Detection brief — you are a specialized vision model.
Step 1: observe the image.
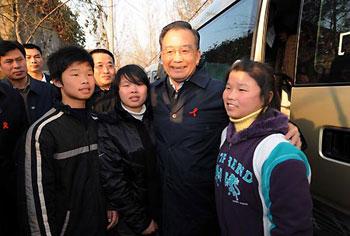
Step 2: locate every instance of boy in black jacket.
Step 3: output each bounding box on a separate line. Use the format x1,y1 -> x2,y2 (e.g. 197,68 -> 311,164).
23,46 -> 115,235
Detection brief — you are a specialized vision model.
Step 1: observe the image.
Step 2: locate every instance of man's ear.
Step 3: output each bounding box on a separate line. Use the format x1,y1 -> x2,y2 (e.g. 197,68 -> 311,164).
195,50 -> 201,66
52,79 -> 63,88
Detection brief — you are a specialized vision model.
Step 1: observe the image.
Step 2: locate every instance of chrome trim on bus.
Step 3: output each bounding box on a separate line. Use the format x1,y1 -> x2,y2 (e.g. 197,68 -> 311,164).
318,127 -> 350,167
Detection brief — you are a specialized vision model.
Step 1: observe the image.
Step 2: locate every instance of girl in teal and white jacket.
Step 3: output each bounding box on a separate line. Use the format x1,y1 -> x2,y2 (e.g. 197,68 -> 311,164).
215,59 -> 313,236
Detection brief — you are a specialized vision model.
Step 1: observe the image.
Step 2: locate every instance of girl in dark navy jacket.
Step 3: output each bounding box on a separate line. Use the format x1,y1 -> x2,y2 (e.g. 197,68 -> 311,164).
97,64 -> 159,235
215,59 -> 313,236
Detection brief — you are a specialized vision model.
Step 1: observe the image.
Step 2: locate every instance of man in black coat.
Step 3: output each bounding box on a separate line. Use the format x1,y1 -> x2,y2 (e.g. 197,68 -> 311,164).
88,48 -> 116,113
0,82 -> 27,235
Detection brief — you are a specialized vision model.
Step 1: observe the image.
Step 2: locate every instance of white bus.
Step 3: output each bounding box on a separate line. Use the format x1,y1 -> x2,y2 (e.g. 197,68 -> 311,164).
191,0 -> 350,234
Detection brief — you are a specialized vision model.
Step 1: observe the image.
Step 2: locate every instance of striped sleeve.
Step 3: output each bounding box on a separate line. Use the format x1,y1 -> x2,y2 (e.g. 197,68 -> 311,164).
252,133 -> 312,236
25,109 -> 63,236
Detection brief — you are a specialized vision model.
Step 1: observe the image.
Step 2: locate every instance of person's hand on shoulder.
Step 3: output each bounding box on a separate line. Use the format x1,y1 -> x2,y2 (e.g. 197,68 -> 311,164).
142,219 -> 158,235
285,122 -> 302,149
107,210 -> 119,230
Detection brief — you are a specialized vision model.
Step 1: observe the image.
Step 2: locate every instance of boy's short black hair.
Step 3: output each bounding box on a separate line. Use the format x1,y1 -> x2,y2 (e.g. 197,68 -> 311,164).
0,40 -> 26,57
47,46 -> 94,83
23,43 -> 43,55
89,48 -> 115,64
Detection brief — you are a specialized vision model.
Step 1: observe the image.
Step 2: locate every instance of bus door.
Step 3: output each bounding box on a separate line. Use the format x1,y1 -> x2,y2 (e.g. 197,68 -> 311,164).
264,0 -> 350,233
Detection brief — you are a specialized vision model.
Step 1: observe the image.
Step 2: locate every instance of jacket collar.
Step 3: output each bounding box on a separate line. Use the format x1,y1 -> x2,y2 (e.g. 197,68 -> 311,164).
29,76 -> 46,95
2,75 -> 43,95
1,78 -> 13,88
0,84 -> 9,115
153,66 -> 210,89
187,67 -> 211,89
56,102 -> 91,123
94,85 -> 111,93
0,83 -> 6,96
97,100 -> 152,124
226,108 -> 289,145
93,85 -> 102,93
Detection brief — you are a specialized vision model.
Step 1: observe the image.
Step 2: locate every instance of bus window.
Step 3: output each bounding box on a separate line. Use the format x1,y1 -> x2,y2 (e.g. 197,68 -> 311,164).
265,0 -> 300,78
197,0 -> 259,81
296,0 -> 350,85
264,0 -> 301,116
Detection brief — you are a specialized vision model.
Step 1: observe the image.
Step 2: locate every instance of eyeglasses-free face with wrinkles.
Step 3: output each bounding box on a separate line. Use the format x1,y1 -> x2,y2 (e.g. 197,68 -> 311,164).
160,29 -> 201,84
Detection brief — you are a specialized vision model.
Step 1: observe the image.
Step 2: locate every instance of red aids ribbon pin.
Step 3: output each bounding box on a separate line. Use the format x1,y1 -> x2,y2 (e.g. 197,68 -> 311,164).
2,121 -> 9,129
189,107 -> 199,117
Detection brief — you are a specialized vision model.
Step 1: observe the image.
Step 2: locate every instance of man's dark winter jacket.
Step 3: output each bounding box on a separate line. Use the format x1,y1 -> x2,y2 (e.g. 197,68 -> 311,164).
23,104 -> 107,236
0,82 -> 26,173
0,83 -> 27,235
1,76 -> 56,124
88,86 -> 115,114
97,102 -> 159,234
151,68 -> 228,236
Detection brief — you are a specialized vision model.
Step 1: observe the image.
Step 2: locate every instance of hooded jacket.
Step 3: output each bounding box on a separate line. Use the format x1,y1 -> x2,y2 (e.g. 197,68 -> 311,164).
215,108 -> 313,236
97,102 -> 159,234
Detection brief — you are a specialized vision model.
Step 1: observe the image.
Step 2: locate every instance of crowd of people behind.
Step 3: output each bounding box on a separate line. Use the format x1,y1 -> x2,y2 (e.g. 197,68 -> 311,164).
0,20 -> 313,236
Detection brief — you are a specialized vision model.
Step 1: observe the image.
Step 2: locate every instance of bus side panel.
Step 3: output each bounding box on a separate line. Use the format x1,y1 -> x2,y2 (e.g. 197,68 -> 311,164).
290,86 -> 350,214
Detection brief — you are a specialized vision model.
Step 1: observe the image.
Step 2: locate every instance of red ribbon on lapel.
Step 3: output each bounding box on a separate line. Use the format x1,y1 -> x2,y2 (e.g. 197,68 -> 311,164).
2,121 -> 9,129
189,107 -> 199,117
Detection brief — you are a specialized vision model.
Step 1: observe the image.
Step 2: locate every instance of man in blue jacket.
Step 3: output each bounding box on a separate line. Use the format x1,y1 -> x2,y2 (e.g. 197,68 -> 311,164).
0,40 -> 55,124
151,21 -> 227,236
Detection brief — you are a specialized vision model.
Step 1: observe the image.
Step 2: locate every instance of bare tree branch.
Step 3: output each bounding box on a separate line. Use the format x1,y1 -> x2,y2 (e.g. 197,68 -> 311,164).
0,3 -> 13,8
0,12 -> 14,23
25,0 -> 71,43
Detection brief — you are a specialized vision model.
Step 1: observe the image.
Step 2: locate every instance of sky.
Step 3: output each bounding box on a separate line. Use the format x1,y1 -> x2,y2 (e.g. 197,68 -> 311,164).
70,0 -> 176,49
69,0 -> 209,65
113,0 -> 176,63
